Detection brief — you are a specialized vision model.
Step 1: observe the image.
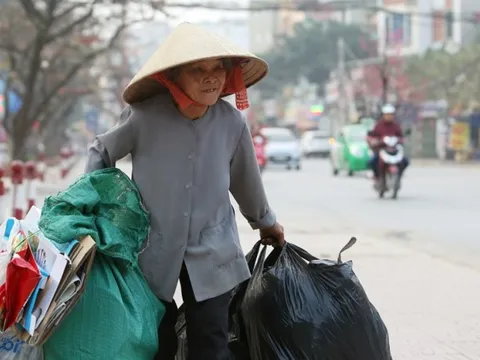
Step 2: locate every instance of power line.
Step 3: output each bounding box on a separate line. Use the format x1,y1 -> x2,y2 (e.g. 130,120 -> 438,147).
164,1 -> 480,24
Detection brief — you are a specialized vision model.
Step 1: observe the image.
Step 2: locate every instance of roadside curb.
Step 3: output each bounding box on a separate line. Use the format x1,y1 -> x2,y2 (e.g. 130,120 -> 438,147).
413,159 -> 479,167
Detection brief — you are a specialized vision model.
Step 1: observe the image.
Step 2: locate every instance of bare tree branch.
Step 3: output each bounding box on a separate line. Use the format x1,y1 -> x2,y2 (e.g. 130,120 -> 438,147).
0,0 -> 159,158
31,17 -> 133,119
54,0 -> 89,21
18,0 -> 45,27
46,5 -> 96,43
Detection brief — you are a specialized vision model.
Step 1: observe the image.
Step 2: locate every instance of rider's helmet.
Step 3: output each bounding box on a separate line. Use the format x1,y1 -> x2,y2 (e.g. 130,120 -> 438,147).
381,104 -> 395,115
381,104 -> 395,121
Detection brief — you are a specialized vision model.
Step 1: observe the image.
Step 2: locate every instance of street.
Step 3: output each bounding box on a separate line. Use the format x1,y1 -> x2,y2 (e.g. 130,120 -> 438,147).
39,158 -> 480,359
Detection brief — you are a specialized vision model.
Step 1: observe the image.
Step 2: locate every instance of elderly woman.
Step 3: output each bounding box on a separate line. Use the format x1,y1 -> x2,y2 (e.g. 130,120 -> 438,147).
85,23 -> 284,359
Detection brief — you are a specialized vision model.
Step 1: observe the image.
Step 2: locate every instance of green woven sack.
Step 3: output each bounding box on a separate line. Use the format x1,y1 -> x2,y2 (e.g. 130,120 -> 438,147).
39,168 -> 164,360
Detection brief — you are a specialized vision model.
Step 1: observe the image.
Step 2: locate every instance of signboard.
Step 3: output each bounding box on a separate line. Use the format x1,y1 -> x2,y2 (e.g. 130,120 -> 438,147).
0,79 -> 22,121
449,122 -> 470,151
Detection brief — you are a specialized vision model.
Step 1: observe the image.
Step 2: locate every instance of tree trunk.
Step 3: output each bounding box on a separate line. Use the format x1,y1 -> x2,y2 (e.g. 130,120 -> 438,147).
10,110 -> 31,161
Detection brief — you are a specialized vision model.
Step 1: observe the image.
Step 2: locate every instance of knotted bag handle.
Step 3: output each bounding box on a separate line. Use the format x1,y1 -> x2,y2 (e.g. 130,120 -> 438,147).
246,237 -> 357,276
288,236 -> 357,264
336,237 -> 357,263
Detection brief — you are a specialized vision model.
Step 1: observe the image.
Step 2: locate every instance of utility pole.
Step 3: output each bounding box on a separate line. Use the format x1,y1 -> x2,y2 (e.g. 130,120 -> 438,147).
337,37 -> 349,129
381,29 -> 389,104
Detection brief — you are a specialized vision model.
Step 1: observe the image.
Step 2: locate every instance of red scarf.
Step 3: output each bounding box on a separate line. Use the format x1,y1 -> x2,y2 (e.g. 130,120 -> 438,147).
150,64 -> 249,110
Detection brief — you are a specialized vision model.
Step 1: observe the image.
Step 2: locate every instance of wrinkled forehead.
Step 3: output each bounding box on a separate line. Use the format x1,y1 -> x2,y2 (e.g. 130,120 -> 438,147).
187,58 -> 228,68
168,58 -> 233,79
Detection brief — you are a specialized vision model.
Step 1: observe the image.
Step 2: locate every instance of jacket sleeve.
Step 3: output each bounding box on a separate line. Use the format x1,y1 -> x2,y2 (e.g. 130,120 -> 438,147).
229,123 -> 276,230
371,122 -> 381,137
85,106 -> 136,173
396,124 -> 404,137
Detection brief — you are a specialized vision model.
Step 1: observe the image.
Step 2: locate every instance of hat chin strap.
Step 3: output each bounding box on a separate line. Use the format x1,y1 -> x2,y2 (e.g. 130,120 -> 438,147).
150,73 -> 200,109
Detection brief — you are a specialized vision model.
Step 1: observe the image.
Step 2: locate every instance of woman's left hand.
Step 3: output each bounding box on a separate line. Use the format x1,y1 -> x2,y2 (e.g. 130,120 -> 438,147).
260,222 -> 285,247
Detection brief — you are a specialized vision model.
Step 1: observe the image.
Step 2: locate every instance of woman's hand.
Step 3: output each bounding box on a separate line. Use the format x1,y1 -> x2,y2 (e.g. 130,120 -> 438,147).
260,222 -> 285,247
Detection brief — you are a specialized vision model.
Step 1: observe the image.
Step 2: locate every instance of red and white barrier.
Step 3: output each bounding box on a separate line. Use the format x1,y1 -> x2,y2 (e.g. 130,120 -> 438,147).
59,146 -> 77,179
10,160 -> 25,219
37,148 -> 46,182
60,147 -> 70,179
25,161 -> 37,211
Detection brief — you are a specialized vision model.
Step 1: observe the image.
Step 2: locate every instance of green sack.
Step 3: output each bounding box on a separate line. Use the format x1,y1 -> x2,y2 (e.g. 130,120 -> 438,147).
39,168 -> 165,360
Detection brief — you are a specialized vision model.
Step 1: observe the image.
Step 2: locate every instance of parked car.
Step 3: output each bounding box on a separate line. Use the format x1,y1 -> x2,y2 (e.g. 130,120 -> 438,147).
260,127 -> 301,170
300,130 -> 331,157
330,123 -> 372,176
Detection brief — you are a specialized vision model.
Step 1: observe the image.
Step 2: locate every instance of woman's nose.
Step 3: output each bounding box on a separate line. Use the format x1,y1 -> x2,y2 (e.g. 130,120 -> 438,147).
204,76 -> 216,84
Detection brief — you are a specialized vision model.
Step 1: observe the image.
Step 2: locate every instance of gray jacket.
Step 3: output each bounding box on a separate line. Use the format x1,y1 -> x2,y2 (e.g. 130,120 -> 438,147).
85,93 -> 276,302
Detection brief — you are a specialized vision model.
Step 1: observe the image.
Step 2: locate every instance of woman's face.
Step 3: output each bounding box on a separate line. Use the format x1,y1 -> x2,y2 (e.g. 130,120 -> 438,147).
175,59 -> 227,106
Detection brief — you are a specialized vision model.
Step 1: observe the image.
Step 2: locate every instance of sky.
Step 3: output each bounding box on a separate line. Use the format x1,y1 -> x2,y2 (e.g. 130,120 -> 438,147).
165,0 -> 250,25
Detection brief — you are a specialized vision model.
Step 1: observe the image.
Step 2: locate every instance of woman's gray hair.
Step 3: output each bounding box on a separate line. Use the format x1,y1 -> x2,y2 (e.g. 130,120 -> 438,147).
168,58 -> 234,81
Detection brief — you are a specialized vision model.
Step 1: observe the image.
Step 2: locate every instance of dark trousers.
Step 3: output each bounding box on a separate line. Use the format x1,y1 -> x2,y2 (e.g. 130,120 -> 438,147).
156,264 -> 231,360
369,153 -> 409,178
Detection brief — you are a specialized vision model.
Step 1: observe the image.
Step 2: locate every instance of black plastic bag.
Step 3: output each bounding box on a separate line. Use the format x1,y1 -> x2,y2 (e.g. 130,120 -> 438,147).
231,238 -> 392,360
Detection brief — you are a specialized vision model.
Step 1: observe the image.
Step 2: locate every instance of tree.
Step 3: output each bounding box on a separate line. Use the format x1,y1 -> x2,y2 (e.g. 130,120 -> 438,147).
404,45 -> 480,107
256,20 -> 371,98
0,0 -> 160,160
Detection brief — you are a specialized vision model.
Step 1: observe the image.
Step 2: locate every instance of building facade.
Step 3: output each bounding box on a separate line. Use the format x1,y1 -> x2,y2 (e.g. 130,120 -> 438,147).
249,0 -> 279,54
307,0 -> 377,25
377,0 -> 480,57
197,18 -> 250,50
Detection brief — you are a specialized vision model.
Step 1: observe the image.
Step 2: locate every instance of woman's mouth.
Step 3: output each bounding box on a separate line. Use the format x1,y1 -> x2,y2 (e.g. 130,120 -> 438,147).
201,88 -> 217,93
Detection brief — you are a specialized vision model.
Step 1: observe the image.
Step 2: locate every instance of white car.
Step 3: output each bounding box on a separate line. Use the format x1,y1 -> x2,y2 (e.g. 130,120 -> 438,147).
300,130 -> 331,157
260,127 -> 301,170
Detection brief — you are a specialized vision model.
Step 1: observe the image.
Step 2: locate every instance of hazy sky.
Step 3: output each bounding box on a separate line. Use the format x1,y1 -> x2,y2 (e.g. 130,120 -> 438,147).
166,0 -> 250,25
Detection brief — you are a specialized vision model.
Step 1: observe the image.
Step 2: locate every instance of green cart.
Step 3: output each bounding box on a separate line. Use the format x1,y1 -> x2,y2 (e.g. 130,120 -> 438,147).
330,123 -> 372,176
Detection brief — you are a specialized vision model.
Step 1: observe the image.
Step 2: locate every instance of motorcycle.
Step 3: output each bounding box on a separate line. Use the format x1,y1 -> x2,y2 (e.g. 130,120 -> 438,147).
253,135 -> 267,173
377,136 -> 404,199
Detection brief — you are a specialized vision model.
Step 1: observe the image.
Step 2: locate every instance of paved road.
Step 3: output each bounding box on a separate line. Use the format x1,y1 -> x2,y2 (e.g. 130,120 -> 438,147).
36,157 -> 480,359
39,156 -> 480,261
249,159 -> 480,359
262,159 -> 480,269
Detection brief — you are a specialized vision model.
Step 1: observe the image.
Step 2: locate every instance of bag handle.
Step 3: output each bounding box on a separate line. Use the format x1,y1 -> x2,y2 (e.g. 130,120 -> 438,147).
246,237 -> 357,277
287,242 -> 318,262
251,244 -> 268,279
245,240 -> 263,273
287,236 -> 357,264
337,237 -> 357,263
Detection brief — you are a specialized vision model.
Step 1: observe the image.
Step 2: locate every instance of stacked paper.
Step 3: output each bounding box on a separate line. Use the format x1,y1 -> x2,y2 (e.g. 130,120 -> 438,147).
0,206 -> 96,346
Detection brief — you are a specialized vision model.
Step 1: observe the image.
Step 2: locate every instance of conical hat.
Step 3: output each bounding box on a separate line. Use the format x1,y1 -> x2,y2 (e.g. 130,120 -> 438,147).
123,22 -> 269,104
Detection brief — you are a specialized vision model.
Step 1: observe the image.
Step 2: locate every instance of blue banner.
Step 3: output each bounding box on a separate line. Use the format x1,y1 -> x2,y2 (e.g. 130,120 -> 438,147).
0,77 -> 22,117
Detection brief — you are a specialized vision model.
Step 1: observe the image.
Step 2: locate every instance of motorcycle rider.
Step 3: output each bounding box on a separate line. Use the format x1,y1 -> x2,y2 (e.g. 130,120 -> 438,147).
368,104 -> 409,186
251,123 -> 267,145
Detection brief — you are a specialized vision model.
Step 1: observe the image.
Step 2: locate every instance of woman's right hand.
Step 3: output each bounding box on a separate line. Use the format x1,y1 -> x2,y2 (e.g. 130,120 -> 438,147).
260,222 -> 285,247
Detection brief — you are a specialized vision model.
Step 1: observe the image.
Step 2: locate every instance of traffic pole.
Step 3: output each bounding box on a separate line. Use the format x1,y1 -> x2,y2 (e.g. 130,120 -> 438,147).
10,161 -> 25,219
24,161 -> 37,212
60,147 -> 70,179
37,145 -> 46,182
68,146 -> 76,175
